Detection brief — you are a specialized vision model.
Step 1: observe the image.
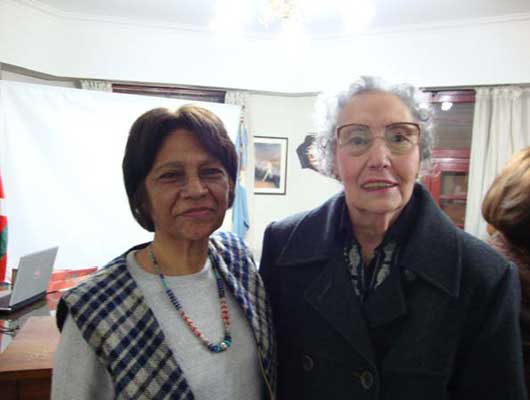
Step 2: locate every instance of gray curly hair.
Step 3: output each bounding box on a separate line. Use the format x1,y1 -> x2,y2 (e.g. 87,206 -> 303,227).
311,76 -> 435,178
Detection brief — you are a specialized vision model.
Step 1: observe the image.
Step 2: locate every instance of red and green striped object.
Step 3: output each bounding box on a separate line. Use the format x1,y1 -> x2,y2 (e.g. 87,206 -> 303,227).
0,171 -> 7,282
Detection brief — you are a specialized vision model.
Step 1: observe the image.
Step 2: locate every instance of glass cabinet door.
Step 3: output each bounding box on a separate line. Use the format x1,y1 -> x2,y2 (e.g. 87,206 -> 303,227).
422,150 -> 470,229
439,170 -> 468,228
419,90 -> 474,229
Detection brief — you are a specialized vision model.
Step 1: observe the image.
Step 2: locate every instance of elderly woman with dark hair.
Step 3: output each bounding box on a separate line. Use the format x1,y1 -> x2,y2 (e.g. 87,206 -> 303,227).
52,105 -> 276,400
482,146 -> 530,391
259,76 -> 527,399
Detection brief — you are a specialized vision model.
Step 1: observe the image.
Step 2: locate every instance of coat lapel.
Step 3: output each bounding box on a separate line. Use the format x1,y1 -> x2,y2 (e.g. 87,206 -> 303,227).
304,251 -> 377,369
400,185 -> 462,298
274,193 -> 377,367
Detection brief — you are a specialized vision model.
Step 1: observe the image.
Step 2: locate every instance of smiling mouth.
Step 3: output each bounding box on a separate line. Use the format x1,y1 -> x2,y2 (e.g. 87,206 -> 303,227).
181,207 -> 213,217
361,181 -> 398,190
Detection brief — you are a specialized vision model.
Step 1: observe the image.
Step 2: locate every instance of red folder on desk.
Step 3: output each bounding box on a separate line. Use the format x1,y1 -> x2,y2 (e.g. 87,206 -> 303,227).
12,267 -> 97,293
46,267 -> 97,292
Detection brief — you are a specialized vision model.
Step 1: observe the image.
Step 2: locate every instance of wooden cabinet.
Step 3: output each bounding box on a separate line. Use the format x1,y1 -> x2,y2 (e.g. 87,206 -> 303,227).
422,149 -> 470,228
0,316 -> 59,400
0,316 -> 58,400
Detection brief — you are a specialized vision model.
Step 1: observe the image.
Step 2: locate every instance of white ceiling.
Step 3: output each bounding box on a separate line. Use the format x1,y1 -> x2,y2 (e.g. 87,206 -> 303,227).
27,0 -> 530,36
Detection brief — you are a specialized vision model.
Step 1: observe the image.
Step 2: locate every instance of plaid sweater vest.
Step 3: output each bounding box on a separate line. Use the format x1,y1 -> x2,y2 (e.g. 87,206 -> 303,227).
57,232 -> 277,400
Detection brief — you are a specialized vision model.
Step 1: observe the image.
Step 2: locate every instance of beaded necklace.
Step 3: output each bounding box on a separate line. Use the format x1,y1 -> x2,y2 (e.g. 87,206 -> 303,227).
148,246 -> 232,353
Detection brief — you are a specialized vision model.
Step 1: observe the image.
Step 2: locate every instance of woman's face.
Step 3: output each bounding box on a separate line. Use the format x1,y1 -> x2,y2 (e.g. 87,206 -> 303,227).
144,129 -> 233,243
334,91 -> 421,224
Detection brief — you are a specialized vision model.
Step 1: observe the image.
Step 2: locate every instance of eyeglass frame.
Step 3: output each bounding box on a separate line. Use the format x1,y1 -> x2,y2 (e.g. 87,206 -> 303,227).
335,122 -> 422,156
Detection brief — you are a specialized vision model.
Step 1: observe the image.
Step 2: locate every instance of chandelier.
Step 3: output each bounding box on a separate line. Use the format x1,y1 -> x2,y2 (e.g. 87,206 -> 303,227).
210,0 -> 376,36
259,0 -> 303,28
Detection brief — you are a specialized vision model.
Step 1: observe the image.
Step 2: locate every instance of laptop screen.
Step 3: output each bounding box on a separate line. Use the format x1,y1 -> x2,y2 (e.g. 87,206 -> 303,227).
10,247 -> 58,306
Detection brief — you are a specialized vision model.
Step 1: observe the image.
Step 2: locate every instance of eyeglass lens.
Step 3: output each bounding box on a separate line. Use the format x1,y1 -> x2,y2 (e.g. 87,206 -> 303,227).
337,123 -> 420,155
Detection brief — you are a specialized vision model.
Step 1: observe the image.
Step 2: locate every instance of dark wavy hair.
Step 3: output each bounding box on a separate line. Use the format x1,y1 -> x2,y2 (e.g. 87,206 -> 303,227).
122,105 -> 238,232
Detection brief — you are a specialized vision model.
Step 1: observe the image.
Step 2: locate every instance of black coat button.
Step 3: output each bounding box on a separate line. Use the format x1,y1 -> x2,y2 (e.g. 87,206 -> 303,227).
359,370 -> 374,390
302,355 -> 314,371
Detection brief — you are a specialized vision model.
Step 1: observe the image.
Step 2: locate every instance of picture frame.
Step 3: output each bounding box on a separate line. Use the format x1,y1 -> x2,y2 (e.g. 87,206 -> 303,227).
254,136 -> 288,195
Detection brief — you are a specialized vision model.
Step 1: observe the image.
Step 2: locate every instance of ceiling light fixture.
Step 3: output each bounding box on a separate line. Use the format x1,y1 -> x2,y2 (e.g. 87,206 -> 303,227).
441,101 -> 453,111
210,0 -> 376,36
259,0 -> 305,30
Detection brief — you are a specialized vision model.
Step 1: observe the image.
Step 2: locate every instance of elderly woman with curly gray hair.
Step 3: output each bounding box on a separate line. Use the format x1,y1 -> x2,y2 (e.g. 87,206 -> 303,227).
259,76 -> 527,400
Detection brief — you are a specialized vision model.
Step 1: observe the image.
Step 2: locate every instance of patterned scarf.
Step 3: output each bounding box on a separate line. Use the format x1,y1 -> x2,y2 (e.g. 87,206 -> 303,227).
345,240 -> 397,302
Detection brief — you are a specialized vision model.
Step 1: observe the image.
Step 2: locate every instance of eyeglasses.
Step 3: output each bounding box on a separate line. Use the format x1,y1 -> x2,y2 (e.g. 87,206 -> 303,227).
336,122 -> 421,156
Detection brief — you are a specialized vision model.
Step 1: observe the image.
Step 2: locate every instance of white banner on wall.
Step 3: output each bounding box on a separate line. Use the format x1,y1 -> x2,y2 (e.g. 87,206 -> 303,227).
0,80 -> 240,273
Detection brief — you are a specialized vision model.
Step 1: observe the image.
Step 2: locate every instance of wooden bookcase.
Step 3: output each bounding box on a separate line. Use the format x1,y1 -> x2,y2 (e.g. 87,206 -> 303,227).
420,89 -> 475,228
422,149 -> 470,228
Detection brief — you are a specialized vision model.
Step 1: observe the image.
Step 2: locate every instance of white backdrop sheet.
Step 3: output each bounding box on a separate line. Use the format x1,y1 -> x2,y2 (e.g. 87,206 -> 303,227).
0,81 -> 240,272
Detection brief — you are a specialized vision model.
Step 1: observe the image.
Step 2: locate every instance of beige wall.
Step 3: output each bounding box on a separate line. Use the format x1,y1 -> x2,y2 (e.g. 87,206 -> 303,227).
247,94 -> 342,260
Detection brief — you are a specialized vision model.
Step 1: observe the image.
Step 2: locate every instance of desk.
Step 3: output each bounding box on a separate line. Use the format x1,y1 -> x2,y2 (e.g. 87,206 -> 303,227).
0,316 -> 59,399
0,292 -> 61,352
0,293 -> 62,400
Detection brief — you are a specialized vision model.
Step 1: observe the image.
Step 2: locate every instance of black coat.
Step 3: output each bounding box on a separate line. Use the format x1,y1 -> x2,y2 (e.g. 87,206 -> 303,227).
260,184 -> 527,400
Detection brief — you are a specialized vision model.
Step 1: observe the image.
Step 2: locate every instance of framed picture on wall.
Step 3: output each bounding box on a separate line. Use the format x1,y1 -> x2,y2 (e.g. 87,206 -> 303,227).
254,136 -> 288,195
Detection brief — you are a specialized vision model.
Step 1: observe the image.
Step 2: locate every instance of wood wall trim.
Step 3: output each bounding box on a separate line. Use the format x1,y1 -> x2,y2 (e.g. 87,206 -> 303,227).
112,84 -> 226,103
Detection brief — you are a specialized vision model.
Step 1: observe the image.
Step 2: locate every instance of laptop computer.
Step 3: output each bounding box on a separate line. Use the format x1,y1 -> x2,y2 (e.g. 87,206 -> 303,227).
0,247 -> 58,312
